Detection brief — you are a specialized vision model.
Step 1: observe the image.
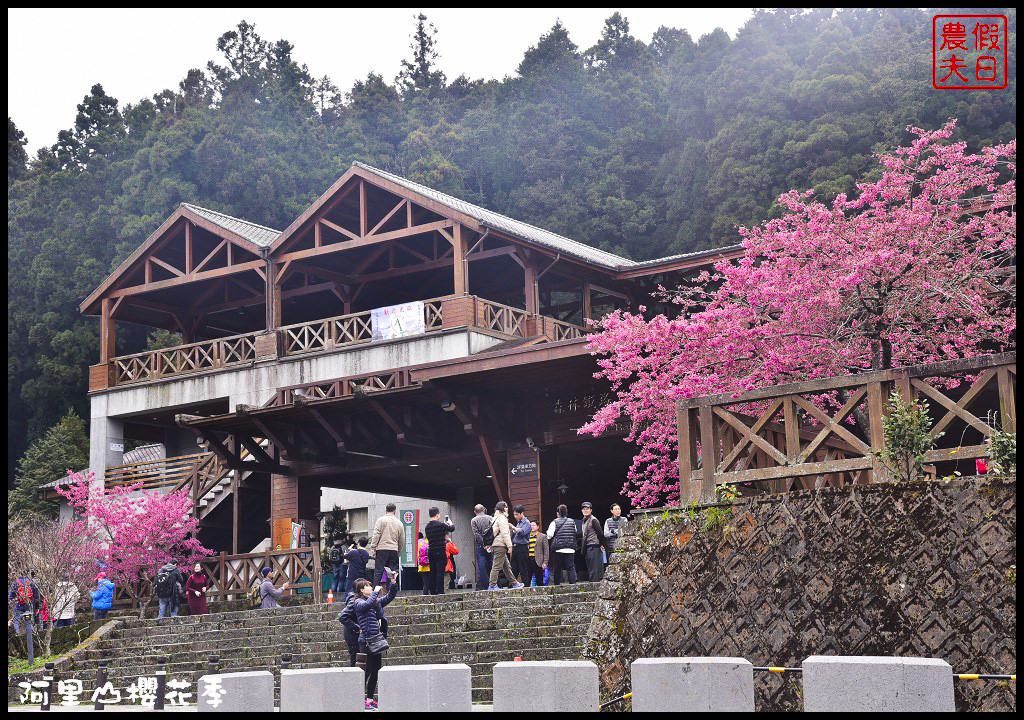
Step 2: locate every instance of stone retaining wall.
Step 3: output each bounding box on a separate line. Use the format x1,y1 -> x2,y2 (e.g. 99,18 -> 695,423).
585,478 -> 1016,712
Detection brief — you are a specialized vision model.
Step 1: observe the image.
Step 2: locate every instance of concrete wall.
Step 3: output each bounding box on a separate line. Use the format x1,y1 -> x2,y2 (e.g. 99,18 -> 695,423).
88,329 -> 504,487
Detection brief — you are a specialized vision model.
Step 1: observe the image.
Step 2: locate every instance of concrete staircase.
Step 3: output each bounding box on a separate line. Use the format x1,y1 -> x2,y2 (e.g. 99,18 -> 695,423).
49,584 -> 598,704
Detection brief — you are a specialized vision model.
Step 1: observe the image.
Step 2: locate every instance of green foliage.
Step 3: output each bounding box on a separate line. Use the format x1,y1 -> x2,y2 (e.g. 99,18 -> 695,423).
875,391 -> 941,483
319,504 -> 352,547
988,429 -> 1016,476
9,410 -> 88,517
7,9 -> 1017,480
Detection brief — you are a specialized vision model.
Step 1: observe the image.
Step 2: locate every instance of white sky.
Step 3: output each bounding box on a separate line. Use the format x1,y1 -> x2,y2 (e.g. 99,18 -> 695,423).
8,8 -> 753,154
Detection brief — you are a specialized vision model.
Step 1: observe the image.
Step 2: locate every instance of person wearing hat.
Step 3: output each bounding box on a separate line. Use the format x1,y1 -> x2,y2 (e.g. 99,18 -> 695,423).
580,502 -> 607,582
90,572 -> 116,620
259,567 -> 289,609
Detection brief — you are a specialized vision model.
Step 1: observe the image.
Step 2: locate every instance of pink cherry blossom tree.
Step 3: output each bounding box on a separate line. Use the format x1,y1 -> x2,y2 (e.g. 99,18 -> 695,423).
56,470 -> 212,618
582,121 -> 1016,508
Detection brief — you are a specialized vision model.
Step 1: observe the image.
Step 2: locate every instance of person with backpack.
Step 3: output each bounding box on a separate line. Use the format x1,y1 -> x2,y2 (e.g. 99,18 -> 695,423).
256,567 -> 289,609
155,561 -> 185,618
470,505 -> 493,591
90,572 -> 116,620
345,539 -> 371,595
424,507 -> 455,595
185,563 -> 209,616
487,501 -> 524,590
416,532 -> 430,595
353,575 -> 399,710
580,502 -> 607,582
546,505 -> 578,585
8,573 -> 40,634
329,539 -> 347,596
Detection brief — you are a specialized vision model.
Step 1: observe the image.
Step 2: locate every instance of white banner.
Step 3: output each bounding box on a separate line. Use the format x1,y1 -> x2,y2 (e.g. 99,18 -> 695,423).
371,300 -> 425,341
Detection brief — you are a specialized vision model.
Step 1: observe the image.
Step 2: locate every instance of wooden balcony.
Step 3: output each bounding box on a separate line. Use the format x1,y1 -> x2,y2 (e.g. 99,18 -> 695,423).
677,352 -> 1016,503
90,295 -> 588,390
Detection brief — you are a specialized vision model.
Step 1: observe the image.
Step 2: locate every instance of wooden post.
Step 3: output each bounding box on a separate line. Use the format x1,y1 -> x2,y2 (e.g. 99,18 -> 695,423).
678,405 -> 700,504
582,281 -> 592,322
524,253 -> 539,317
218,552 -> 226,603
453,224 -> 468,296
100,298 -> 116,363
232,472 -> 239,555
867,380 -> 887,483
185,221 -> 193,273
996,366 -> 1015,433
783,397 -> 800,464
359,180 -> 367,237
698,404 -> 717,503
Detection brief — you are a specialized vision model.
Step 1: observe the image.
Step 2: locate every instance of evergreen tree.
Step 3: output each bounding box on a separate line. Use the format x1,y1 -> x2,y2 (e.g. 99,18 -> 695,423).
8,116 -> 28,183
397,13 -> 447,96
10,410 -> 89,517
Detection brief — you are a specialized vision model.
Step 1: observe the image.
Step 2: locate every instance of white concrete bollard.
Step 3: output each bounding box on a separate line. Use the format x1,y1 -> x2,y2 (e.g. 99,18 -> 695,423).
802,656 -> 955,712
197,671 -> 274,712
378,663 -> 473,712
631,657 -> 755,712
492,660 -> 599,712
280,667 -> 365,712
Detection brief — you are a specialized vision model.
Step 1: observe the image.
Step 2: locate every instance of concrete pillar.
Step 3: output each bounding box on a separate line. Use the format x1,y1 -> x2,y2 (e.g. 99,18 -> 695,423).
378,663 -> 473,712
280,667 -> 364,712
88,400 -> 124,492
452,487 -> 475,586
197,671 -> 274,712
802,656 -> 955,712
493,660 -> 599,712
630,657 -> 754,712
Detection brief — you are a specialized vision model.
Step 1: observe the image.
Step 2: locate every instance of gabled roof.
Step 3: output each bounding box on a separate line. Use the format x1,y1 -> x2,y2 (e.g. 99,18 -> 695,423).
181,203 -> 280,247
351,162 -> 637,270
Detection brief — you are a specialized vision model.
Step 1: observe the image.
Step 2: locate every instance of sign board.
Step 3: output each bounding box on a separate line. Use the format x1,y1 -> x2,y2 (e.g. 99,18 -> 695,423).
290,522 -> 301,549
371,301 -> 425,341
109,442 -> 124,453
510,461 -> 538,477
400,509 -> 420,566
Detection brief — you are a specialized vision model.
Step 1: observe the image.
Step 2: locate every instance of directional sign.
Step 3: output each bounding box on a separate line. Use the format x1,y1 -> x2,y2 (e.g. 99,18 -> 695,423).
510,462 -> 537,477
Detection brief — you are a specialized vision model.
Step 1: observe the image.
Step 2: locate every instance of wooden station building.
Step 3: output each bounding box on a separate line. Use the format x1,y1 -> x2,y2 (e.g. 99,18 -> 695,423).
80,162 -> 740,555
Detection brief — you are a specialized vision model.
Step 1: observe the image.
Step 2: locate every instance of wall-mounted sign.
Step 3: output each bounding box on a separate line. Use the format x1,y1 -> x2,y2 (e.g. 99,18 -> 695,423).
400,509 -> 420,566
510,462 -> 538,477
109,442 -> 124,453
371,301 -> 425,341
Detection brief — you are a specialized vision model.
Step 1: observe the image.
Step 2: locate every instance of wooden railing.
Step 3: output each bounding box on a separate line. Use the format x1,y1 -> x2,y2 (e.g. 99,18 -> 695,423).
537,314 -> 587,341
111,547 -> 321,607
104,453 -> 208,491
113,331 -> 259,385
677,353 -> 1016,503
280,295 -> 450,357
476,297 -> 530,337
201,547 -> 322,603
273,368 -> 415,406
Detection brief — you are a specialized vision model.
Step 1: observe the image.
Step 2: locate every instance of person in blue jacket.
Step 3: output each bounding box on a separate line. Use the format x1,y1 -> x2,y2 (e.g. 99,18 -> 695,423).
90,572 -> 116,620
353,575 -> 398,710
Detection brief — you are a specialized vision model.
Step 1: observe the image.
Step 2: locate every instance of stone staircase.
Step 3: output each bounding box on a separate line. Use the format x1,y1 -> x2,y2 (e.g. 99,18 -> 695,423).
42,584 -> 598,704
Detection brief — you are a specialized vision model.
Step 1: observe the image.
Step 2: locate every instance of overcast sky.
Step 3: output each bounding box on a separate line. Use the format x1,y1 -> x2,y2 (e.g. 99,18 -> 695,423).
8,8 -> 753,154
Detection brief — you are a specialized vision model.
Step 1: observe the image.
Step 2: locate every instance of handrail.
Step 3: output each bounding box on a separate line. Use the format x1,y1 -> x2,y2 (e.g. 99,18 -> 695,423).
112,331 -> 259,385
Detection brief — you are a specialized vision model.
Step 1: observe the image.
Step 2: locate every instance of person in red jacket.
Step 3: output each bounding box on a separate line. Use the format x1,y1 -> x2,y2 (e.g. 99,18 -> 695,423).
185,563 -> 209,615
445,534 -> 459,590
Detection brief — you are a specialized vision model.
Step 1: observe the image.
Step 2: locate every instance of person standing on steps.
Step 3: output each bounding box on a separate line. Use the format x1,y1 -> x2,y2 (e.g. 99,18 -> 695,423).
337,591 -> 361,667
529,520 -> 548,587
259,567 -> 289,609
90,572 -> 115,621
416,532 -> 431,595
368,503 -> 404,588
546,505 -> 578,585
345,539 -> 371,596
510,505 -> 532,585
470,505 -> 493,591
580,502 -> 607,582
52,577 -> 80,628
185,563 -> 209,616
353,576 -> 399,710
603,503 -> 628,557
488,501 -> 524,590
424,508 -> 455,595
155,561 -> 185,619
445,534 -> 460,590
329,538 -> 347,597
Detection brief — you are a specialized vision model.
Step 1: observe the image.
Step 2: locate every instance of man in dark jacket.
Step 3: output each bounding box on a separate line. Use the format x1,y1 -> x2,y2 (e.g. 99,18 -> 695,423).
580,502 -> 607,582
423,507 -> 455,595
510,506 -> 532,584
470,505 -> 493,591
345,539 -> 370,595
155,562 -> 185,618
